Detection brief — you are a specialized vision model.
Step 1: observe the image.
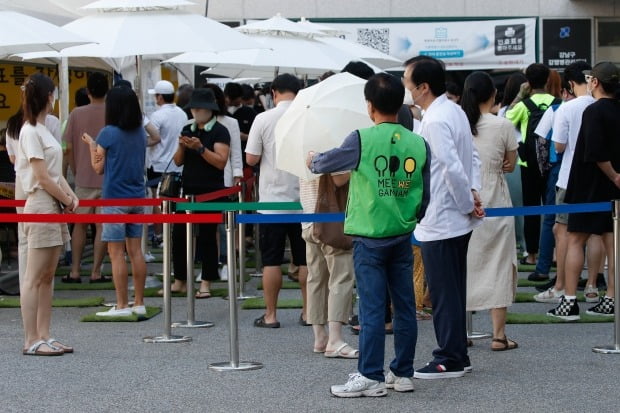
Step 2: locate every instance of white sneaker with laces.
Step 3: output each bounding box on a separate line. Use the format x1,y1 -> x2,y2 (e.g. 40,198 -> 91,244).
219,265 -> 229,281
385,371 -> 414,392
144,252 -> 156,263
132,305 -> 147,315
331,373 -> 387,398
534,288 -> 565,303
96,306 -> 132,317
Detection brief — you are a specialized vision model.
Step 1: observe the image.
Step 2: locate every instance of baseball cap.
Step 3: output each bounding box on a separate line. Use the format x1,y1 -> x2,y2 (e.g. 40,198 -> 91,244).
584,62 -> 620,84
148,80 -> 175,95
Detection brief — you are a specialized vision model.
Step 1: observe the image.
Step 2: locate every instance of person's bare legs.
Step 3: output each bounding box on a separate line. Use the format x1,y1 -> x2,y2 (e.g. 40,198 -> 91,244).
69,223 -> 87,279
21,246 -> 62,351
490,307 -> 517,349
564,232 -> 591,296
313,325 -> 328,351
108,241 -> 129,309
586,235 -> 605,286
262,265 -> 282,324
298,265 -> 308,322
601,232 -> 615,298
90,223 -> 107,281
553,223 -> 568,290
126,237 -> 146,307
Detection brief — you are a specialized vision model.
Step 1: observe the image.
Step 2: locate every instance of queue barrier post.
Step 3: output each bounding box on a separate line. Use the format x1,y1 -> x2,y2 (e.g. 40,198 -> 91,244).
144,200 -> 192,344
209,210 -> 263,371
237,181 -> 257,300
593,199 -> 620,354
172,195 -> 214,329
250,176 -> 263,278
466,311 -> 491,340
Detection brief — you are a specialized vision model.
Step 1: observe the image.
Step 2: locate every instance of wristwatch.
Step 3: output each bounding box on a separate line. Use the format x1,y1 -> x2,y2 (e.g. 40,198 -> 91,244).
198,145 -> 206,155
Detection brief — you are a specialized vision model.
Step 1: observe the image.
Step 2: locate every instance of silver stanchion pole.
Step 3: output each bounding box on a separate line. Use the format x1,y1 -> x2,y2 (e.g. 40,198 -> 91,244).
209,210 -> 262,371
237,181 -> 256,300
144,200 -> 192,343
593,199 -> 620,354
466,311 -> 491,340
250,175 -> 263,277
172,195 -> 214,329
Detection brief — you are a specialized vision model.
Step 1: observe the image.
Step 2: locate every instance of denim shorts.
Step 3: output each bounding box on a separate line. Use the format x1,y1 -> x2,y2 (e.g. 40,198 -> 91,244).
102,206 -> 144,242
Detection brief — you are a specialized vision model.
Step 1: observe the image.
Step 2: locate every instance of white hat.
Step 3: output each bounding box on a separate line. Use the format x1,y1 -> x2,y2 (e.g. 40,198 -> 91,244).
148,80 -> 175,95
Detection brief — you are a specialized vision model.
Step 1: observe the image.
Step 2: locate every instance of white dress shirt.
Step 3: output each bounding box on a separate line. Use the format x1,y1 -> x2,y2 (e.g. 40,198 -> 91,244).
414,94 -> 482,241
217,115 -> 243,187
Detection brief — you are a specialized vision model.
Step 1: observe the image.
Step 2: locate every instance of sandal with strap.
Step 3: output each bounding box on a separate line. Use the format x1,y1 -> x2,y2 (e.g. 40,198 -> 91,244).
47,338 -> 74,353
195,290 -> 211,299
324,343 -> 359,359
23,340 -> 64,356
491,337 -> 519,351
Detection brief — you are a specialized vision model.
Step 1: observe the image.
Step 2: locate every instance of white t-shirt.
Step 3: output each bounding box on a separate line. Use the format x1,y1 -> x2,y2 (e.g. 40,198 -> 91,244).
147,104 -> 187,173
551,95 -> 595,189
245,100 -> 300,214
218,115 -> 243,188
17,122 -> 63,195
7,114 -> 61,161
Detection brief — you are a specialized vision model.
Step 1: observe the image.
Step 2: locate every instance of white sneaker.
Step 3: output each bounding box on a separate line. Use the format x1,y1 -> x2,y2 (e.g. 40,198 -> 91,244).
385,371 -> 414,392
195,271 -> 202,282
144,252 -> 156,263
95,306 -> 132,317
330,373 -> 387,398
534,288 -> 565,303
219,265 -> 229,281
132,305 -> 147,315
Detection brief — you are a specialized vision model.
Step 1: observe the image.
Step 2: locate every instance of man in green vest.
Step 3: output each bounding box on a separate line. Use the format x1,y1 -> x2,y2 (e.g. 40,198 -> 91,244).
307,72 -> 430,398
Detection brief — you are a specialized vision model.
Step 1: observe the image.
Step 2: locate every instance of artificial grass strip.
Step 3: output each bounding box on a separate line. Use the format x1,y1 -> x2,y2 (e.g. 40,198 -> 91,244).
142,287 -> 228,298
0,296 -> 105,308
54,282 -> 115,291
81,306 -> 161,322
55,268 -> 113,277
506,312 -> 612,324
517,264 -> 557,273
257,280 -> 300,290
514,292 -> 586,303
517,279 -> 547,288
241,297 -> 303,310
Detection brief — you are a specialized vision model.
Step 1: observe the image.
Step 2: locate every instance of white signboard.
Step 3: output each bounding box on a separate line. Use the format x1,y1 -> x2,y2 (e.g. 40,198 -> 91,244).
326,18 -> 537,70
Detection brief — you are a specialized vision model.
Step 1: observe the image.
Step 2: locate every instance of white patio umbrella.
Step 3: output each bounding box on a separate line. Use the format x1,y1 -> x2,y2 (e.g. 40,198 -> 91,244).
317,36 -> 402,70
297,17 -> 347,37
0,10 -> 90,56
274,72 -> 373,180
237,14 -> 323,38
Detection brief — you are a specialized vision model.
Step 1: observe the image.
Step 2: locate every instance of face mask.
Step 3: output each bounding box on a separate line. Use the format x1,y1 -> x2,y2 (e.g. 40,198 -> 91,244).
586,84 -> 593,97
403,92 -> 414,106
228,105 -> 240,115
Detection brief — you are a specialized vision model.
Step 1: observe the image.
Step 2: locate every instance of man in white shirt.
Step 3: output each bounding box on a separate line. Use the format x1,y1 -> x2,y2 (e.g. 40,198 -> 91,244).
245,74 -> 308,328
404,57 -> 484,379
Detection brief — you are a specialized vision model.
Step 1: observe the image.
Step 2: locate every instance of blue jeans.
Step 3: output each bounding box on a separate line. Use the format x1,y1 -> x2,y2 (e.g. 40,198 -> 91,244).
101,206 -> 144,242
536,162 -> 560,275
354,238 -> 417,381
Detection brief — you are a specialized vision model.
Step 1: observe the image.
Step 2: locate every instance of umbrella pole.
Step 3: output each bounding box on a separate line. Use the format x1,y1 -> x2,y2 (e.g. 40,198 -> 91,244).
58,57 -> 69,126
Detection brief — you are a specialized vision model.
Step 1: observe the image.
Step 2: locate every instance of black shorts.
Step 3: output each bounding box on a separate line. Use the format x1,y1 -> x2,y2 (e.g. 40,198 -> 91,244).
147,167 -> 163,182
259,222 -> 306,266
567,211 -> 613,235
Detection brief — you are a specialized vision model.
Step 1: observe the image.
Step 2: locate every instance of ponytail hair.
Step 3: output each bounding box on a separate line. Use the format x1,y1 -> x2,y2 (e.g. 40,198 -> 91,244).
22,73 -> 55,126
461,71 -> 495,136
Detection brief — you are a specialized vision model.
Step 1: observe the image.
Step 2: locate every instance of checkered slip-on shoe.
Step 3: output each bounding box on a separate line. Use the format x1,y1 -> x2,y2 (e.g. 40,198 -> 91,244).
586,296 -> 614,316
547,296 -> 580,321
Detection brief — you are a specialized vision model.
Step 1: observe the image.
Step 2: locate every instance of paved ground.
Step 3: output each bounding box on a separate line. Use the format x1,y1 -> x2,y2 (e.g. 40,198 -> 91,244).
1,251 -> 620,413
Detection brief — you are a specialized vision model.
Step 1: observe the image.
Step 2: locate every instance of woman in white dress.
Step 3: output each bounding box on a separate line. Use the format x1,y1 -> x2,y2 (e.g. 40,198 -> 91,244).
461,72 -> 519,351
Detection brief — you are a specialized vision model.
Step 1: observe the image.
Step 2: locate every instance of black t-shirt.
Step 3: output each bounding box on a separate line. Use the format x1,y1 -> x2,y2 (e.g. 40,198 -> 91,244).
180,121 -> 230,194
231,105 -> 257,135
565,98 -> 620,203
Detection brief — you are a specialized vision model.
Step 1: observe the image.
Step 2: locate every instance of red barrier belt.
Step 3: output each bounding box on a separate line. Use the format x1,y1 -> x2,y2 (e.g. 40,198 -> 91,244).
0,197 -> 187,208
0,213 -> 223,223
194,186 -> 241,203
243,176 -> 256,186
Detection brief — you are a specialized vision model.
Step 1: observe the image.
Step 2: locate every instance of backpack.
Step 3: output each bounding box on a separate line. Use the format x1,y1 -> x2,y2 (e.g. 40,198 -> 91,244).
519,97 -> 561,174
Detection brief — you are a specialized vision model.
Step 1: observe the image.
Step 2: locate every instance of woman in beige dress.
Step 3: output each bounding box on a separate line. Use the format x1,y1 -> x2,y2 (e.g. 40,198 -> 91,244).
461,72 -> 519,351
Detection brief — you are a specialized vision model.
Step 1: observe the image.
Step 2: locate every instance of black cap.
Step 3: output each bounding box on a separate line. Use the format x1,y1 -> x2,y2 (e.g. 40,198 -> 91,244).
584,62 -> 620,84
186,88 -> 219,111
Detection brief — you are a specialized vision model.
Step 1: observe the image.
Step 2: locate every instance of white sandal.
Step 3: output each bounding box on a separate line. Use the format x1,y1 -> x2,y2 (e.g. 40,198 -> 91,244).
23,340 -> 64,356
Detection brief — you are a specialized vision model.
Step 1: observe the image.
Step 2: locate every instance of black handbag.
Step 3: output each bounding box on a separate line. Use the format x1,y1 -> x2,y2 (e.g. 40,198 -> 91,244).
157,158 -> 183,198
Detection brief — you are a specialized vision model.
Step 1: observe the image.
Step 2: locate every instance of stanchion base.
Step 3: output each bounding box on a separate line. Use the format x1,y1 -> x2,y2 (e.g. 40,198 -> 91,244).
236,294 -> 258,300
208,361 -> 263,371
171,320 -> 215,328
143,335 -> 192,343
467,332 -> 492,340
592,345 -> 620,354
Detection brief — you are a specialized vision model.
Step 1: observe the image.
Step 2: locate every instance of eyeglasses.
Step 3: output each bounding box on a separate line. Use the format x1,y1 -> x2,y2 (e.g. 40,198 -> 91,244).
585,74 -> 593,82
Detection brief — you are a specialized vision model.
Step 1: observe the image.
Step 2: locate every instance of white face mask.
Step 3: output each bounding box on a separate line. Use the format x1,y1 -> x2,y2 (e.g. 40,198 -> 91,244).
586,84 -> 593,97
403,92 -> 414,106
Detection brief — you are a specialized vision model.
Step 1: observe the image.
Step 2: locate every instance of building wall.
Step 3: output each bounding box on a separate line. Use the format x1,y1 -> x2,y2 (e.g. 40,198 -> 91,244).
206,0 -> 620,21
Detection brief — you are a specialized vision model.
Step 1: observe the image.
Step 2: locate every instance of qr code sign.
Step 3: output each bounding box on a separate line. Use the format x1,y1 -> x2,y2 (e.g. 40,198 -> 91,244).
357,28 -> 390,54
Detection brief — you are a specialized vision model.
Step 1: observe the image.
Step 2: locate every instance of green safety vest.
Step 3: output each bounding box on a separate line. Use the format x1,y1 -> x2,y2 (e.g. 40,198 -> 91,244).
345,123 -> 427,238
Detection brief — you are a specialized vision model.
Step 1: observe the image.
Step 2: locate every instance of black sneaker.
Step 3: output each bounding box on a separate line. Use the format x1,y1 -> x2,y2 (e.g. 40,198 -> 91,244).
596,273 -> 607,290
527,272 -> 549,282
414,362 -> 465,379
547,296 -> 580,321
535,276 -> 557,292
586,296 -> 614,316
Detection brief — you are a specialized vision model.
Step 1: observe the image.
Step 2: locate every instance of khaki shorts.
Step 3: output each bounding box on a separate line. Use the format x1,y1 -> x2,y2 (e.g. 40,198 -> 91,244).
23,189 -> 70,249
74,186 -> 102,214
555,187 -> 568,225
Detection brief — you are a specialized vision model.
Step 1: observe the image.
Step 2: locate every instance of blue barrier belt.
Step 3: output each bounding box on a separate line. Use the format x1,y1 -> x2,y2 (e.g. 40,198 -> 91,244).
235,202 -> 612,224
